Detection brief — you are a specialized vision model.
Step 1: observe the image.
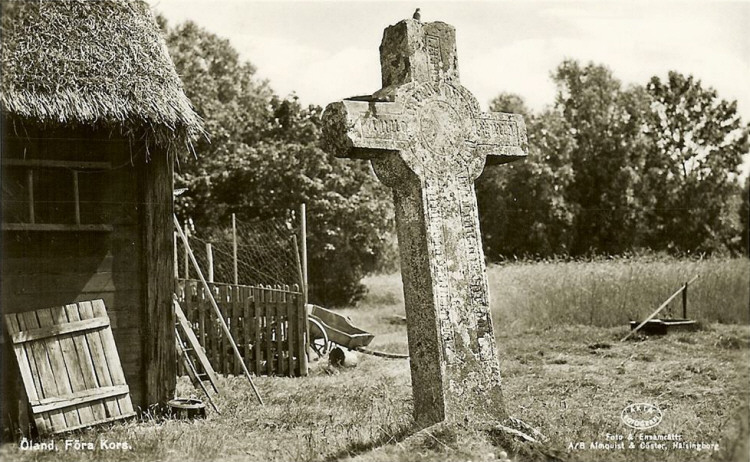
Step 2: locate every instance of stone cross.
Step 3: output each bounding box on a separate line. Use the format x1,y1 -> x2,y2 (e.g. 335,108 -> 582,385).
322,19 -> 528,427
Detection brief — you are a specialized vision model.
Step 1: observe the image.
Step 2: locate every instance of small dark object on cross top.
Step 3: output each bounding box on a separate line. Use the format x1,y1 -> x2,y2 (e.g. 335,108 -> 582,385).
412,8 -> 421,21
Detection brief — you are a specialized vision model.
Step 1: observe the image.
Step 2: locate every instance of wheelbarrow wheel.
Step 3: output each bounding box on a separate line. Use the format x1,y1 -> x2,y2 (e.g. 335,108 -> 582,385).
309,318 -> 330,358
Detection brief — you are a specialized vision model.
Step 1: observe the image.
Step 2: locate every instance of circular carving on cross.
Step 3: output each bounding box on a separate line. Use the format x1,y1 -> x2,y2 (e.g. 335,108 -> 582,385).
394,81 -> 484,179
418,100 -> 463,157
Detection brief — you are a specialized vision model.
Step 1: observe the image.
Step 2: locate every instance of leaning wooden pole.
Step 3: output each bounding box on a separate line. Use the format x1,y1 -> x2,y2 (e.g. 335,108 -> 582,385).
174,215 -> 264,405
183,221 -> 190,280
621,274 -> 700,342
206,242 -> 214,283
173,232 -> 179,279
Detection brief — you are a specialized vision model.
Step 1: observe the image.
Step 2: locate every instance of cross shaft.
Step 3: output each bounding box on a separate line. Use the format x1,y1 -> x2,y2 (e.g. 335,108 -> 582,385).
322,18 -> 528,427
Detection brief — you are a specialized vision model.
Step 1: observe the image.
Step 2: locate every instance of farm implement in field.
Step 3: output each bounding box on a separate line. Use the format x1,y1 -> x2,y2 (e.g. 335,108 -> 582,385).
307,304 -> 374,357
307,304 -> 409,360
622,275 -> 700,341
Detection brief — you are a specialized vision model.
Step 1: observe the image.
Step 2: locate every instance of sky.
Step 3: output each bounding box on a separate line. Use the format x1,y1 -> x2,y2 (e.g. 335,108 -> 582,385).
151,0 -> 750,175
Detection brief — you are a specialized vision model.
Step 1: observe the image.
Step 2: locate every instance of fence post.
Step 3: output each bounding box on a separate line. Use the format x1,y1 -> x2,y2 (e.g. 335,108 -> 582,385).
207,242 -> 214,283
300,203 -> 308,303
173,214 -> 264,405
682,281 -> 688,319
232,213 -> 238,285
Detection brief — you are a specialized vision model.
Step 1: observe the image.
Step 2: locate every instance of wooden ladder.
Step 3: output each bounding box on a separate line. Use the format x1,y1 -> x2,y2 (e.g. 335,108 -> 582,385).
174,299 -> 220,413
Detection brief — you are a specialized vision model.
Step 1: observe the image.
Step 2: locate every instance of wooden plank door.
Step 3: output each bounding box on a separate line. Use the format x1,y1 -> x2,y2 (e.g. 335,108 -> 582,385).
4,300 -> 136,434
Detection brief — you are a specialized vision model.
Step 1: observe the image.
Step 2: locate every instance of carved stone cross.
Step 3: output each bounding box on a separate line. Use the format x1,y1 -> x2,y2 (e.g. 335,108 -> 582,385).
323,19 -> 528,427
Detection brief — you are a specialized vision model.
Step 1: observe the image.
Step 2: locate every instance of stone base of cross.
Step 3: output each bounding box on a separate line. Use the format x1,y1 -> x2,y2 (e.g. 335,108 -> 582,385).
323,18 -> 528,428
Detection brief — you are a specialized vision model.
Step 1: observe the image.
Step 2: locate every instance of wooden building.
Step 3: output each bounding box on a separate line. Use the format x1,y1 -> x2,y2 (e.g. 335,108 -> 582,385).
1,0 -> 202,434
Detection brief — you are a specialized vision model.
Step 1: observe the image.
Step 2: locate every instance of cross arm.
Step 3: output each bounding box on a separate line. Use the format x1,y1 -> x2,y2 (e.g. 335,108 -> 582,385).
322,98 -> 409,160
474,112 -> 529,165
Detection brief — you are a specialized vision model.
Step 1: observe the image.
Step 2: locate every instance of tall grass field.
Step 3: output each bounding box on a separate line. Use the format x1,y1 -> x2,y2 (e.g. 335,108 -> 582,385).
488,257 -> 750,330
1,257 -> 748,462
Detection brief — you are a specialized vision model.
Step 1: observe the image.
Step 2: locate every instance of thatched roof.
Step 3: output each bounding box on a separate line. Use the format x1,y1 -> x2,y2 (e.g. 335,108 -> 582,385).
1,0 -> 202,148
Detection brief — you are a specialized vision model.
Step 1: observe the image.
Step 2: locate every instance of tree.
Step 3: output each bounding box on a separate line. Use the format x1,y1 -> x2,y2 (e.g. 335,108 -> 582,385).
741,176 -> 750,256
488,93 -> 532,119
643,72 -> 749,253
163,20 -> 393,305
479,64 -> 748,259
477,93 -> 576,258
204,98 -> 394,305
552,60 -> 652,254
163,20 -> 274,220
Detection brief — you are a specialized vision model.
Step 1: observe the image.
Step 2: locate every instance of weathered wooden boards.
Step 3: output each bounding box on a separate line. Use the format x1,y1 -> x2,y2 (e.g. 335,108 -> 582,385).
176,280 -> 308,377
4,300 -> 135,435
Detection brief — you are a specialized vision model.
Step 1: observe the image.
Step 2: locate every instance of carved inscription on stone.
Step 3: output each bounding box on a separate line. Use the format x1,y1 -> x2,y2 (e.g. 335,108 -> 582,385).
424,182 -> 455,362
426,35 -> 442,81
476,116 -> 520,146
359,117 -> 408,140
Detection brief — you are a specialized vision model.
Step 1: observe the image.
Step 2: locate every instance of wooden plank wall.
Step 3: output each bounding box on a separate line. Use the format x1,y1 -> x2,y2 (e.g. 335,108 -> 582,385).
138,149 -> 176,409
1,126 -> 154,434
175,280 -> 308,377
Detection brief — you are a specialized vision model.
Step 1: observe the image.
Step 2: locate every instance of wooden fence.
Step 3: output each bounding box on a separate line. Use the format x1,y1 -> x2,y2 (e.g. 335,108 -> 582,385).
175,279 -> 308,377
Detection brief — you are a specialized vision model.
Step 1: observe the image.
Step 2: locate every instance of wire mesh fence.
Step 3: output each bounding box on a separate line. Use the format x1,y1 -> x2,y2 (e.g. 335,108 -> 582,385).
176,214 -> 303,288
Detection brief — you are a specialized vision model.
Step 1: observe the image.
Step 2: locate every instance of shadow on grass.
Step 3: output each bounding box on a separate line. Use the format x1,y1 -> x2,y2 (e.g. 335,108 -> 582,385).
485,426 -> 567,462
323,422 -> 416,461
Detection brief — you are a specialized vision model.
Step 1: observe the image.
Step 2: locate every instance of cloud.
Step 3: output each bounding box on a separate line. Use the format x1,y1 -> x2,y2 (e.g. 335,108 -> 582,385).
465,12 -> 749,115
210,31 -> 381,105
541,4 -> 750,117
462,38 -> 561,111
292,47 -> 381,103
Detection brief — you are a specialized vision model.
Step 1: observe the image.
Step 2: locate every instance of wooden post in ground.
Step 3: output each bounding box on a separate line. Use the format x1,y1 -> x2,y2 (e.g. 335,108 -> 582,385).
232,213 -> 238,285
293,235 -> 305,301
141,150 -> 176,410
682,281 -> 688,319
300,203 -> 308,303
292,235 -> 310,375
207,242 -> 214,283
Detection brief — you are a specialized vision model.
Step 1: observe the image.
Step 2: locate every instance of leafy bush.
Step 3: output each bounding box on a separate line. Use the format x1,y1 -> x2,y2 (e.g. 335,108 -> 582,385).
164,20 -> 393,306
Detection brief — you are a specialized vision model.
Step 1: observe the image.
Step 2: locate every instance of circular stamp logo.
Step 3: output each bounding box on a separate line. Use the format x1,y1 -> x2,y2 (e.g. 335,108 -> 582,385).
621,403 -> 663,430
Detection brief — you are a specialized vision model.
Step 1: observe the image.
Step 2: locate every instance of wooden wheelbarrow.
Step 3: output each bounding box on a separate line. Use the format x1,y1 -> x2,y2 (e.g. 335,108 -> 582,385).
307,304 -> 374,357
